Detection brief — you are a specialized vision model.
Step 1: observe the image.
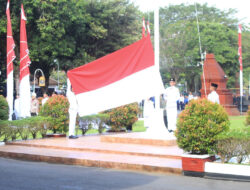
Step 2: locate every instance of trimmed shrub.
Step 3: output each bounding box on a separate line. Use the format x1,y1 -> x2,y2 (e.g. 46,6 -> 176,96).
0,116 -> 53,141
176,98 -> 230,154
39,95 -> 69,133
0,120 -> 10,141
79,114 -> 109,134
104,103 -> 140,131
246,107 -> 250,126
216,126 -> 250,163
0,95 -> 9,120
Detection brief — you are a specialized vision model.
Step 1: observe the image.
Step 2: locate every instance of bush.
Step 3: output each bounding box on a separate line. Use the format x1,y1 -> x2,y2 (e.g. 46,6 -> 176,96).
0,116 -> 53,141
0,120 -> 10,141
246,107 -> 250,126
216,124 -> 250,163
176,98 -> 230,154
39,95 -> 69,133
104,103 -> 140,131
0,95 -> 9,120
79,114 -> 109,134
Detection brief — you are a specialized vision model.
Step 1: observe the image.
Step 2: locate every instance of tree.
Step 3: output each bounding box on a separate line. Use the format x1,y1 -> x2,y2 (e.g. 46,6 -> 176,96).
158,3 -> 248,91
0,0 -> 141,93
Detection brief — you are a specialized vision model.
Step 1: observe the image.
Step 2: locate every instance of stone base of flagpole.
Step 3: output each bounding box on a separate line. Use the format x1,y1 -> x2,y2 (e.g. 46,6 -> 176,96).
144,108 -> 175,140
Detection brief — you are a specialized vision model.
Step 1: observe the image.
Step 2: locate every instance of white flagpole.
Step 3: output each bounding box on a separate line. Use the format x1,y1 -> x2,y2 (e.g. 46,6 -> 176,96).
154,1 -> 160,109
238,24 -> 243,114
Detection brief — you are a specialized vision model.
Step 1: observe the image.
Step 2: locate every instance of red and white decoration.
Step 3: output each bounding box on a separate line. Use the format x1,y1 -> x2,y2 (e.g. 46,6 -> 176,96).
19,4 -> 31,118
147,20 -> 150,35
238,24 -> 243,98
142,17 -> 146,38
6,0 -> 16,120
68,35 -> 164,116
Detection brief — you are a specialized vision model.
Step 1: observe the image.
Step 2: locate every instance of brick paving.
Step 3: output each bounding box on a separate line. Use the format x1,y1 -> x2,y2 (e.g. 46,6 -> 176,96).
0,132 -> 183,174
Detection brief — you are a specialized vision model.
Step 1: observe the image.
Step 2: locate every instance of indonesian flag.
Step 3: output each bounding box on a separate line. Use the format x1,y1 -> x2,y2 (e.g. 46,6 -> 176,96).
6,0 -> 16,120
67,35 -> 164,116
19,4 -> 31,118
238,24 -> 243,97
142,17 -> 146,38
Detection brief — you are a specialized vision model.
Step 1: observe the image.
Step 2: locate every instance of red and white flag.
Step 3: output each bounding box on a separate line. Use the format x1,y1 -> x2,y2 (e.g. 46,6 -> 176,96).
142,17 -> 146,38
238,24 -> 243,97
19,4 -> 31,118
6,0 -> 16,120
67,35 -> 164,116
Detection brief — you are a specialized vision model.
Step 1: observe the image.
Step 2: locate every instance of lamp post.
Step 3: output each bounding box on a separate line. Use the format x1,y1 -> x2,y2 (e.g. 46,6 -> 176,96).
54,59 -> 59,91
33,69 -> 45,93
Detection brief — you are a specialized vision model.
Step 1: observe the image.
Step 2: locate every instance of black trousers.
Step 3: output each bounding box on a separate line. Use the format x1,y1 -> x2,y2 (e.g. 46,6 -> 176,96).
31,112 -> 37,116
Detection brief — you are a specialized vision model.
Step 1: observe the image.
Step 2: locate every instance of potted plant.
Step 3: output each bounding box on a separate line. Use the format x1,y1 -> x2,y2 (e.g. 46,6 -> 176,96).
175,98 -> 230,176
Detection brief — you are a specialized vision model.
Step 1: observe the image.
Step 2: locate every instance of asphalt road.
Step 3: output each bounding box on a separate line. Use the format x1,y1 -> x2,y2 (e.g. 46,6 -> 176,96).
0,157 -> 249,190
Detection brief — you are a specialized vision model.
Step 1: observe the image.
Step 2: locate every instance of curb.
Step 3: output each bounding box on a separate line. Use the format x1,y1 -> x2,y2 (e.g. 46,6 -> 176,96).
204,162 -> 250,182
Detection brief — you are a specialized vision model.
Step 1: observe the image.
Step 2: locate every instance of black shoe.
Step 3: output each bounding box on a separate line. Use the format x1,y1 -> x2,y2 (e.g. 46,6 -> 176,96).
69,135 -> 78,139
168,130 -> 173,133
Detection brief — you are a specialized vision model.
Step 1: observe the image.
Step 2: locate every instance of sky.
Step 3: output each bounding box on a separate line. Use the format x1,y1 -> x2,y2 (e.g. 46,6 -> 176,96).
132,0 -> 250,25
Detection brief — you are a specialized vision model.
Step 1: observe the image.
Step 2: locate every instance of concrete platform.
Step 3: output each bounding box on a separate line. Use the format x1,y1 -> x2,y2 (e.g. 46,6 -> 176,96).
101,132 -> 177,146
0,132 -> 183,175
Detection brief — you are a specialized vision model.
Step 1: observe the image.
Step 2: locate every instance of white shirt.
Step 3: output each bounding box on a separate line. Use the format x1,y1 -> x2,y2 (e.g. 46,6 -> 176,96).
188,94 -> 194,101
208,91 -> 220,104
14,98 -> 20,116
42,97 -> 49,105
164,86 -> 180,108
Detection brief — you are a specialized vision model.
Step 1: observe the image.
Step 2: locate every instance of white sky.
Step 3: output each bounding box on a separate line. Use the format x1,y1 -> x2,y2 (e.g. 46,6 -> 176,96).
132,0 -> 250,25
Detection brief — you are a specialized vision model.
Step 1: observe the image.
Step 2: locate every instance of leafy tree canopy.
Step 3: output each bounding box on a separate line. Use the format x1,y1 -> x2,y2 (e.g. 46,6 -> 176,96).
0,0 -> 141,90
158,3 -> 249,90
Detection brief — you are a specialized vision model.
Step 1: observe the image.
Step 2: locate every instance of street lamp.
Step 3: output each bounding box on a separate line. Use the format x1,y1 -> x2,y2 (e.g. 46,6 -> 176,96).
54,59 -> 59,91
33,69 -> 45,93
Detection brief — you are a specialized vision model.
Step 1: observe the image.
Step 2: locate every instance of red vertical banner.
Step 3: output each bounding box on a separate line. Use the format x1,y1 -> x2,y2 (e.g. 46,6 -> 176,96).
20,4 -> 31,81
19,4 -> 31,118
6,0 -> 16,76
238,24 -> 243,98
238,24 -> 242,72
238,24 -> 243,114
6,0 -> 16,120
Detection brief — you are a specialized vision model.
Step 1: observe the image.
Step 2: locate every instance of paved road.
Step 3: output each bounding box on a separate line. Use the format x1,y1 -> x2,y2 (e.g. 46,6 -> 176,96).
0,157 -> 249,190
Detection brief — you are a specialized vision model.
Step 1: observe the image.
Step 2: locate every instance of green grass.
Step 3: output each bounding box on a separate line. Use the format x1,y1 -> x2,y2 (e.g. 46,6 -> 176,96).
76,120 -> 146,135
132,120 -> 146,132
229,116 -> 247,130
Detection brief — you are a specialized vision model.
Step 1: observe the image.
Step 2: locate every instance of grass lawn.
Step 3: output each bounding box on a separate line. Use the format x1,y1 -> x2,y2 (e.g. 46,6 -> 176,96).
229,116 -> 247,130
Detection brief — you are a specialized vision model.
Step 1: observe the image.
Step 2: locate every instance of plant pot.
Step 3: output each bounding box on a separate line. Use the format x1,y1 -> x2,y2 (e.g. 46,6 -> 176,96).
46,133 -> 66,138
182,153 -> 215,177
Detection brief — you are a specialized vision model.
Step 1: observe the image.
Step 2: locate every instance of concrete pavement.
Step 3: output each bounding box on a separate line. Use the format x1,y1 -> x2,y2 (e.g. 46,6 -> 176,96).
0,157 -> 249,190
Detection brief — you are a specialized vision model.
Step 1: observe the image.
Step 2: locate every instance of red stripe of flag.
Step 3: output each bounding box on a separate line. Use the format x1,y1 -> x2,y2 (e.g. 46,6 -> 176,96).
68,35 -> 154,95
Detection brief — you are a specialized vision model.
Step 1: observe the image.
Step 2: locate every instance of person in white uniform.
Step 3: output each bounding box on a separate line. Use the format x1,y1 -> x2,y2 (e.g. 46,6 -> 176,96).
67,79 -> 78,139
207,83 -> 220,104
14,94 -> 20,119
143,97 -> 155,129
164,78 -> 180,132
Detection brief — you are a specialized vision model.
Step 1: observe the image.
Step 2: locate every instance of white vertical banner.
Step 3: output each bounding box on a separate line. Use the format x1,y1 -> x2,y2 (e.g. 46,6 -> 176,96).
238,24 -> 243,114
154,1 -> 160,109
